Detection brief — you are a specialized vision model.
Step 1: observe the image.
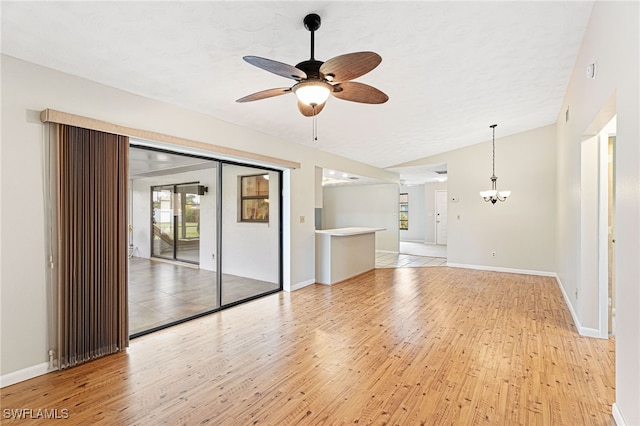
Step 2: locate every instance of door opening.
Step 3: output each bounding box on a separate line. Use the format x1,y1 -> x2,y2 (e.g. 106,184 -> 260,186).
579,113 -> 616,339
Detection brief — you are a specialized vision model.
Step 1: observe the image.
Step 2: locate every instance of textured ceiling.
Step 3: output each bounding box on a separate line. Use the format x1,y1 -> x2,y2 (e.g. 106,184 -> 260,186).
129,145 -> 216,180
1,1 -> 593,180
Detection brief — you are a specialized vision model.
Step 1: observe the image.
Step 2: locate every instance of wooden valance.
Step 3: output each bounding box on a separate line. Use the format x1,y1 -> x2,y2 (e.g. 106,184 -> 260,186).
40,109 -> 300,169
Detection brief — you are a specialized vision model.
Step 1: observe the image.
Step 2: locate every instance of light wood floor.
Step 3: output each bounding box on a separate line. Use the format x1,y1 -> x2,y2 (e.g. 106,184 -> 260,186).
1,267 -> 615,425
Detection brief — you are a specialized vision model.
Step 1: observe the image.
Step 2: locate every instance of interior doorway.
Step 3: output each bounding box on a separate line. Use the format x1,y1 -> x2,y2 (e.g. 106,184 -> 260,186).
580,114 -> 616,338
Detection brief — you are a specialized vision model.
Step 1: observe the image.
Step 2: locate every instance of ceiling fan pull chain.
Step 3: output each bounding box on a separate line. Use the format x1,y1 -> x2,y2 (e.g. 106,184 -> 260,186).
313,105 -> 318,141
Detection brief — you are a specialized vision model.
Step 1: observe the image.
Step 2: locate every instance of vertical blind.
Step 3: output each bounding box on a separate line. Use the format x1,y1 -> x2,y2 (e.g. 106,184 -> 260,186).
56,124 -> 129,368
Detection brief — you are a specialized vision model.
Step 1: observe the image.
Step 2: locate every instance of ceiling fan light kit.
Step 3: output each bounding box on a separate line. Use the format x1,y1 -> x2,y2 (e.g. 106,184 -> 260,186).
236,13 -> 388,119
480,124 -> 511,205
292,80 -> 332,106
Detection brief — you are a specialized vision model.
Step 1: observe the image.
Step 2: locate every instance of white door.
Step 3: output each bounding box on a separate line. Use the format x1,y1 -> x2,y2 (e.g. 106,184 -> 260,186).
435,190 -> 448,245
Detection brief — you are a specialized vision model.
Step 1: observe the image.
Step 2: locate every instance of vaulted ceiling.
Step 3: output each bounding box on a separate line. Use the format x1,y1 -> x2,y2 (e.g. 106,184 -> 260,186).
1,1 -> 593,181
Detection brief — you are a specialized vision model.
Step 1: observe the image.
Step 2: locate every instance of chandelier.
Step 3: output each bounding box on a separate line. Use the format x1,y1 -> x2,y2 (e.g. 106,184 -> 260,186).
480,124 -> 511,204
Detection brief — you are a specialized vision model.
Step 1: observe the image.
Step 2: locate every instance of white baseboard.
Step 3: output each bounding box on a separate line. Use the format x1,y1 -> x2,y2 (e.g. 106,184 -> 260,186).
1,362 -> 55,388
612,403 -> 626,425
555,275 -> 582,335
554,275 -> 606,338
375,249 -> 399,254
446,263 -> 557,277
579,325 -> 603,338
287,278 -> 316,292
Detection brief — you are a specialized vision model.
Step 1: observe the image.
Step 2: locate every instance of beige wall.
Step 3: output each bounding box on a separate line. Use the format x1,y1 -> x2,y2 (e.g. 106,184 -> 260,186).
396,124 -> 557,274
322,183 -> 400,252
555,2 -> 639,423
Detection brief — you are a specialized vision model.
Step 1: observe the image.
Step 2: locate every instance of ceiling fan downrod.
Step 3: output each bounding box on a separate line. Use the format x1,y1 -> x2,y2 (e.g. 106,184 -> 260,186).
304,13 -> 321,61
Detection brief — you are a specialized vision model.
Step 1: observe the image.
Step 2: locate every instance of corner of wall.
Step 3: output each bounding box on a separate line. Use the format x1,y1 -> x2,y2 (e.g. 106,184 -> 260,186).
288,278 -> 316,292
554,275 -> 606,339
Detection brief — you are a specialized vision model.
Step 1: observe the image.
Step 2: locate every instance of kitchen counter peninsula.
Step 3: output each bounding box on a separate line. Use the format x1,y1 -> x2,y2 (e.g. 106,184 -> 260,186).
315,227 -> 385,285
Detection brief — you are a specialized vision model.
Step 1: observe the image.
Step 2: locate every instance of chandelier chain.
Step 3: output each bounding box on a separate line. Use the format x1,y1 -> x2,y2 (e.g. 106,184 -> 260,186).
491,124 -> 497,177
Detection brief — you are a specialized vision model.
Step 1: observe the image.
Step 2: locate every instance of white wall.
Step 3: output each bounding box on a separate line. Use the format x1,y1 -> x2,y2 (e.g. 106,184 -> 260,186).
396,125 -> 557,274
579,137 -> 600,330
221,165 -> 279,283
399,185 -> 426,242
131,168 -> 217,271
0,54 -> 398,380
322,183 -> 399,252
424,181 -> 448,243
555,2 -> 639,423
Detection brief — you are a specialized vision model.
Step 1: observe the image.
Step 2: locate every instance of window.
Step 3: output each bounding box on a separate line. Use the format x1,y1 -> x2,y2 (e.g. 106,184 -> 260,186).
240,174 -> 269,222
399,192 -> 409,230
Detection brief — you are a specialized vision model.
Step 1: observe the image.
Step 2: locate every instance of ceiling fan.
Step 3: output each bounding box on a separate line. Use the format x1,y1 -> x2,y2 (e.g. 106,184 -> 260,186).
236,13 -> 388,117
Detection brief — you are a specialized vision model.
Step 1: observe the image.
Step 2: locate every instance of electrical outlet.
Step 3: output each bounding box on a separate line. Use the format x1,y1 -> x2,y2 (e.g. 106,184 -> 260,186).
491,251 -> 496,258
300,215 -> 305,223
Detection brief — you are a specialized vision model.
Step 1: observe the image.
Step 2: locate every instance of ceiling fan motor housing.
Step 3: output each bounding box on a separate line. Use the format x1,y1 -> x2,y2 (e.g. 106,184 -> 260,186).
295,59 -> 324,80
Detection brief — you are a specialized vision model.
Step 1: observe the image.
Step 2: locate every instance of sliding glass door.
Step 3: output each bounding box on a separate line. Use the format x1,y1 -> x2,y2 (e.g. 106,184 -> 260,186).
175,184 -> 201,263
151,183 -> 202,264
151,186 -> 175,259
129,146 -> 282,337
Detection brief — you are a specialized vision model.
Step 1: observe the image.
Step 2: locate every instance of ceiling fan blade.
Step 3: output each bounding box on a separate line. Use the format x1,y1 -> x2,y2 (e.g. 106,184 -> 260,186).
332,82 -> 388,104
320,52 -> 382,82
236,87 -> 292,103
243,56 -> 307,80
297,101 -> 326,117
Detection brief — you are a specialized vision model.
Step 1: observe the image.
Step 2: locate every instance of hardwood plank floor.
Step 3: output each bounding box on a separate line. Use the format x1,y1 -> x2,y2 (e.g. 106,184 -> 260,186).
1,267 -> 615,425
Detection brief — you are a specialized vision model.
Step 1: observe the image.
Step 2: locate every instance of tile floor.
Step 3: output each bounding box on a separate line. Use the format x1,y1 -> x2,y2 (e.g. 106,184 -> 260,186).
399,241 -> 447,258
128,257 -> 279,335
375,251 -> 447,268
376,242 -> 447,269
